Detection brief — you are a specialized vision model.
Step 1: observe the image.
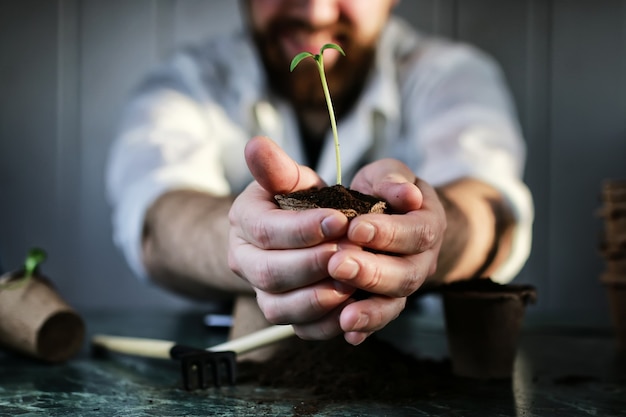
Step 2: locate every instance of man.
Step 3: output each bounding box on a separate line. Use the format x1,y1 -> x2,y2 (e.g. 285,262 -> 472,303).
106,0 -> 533,347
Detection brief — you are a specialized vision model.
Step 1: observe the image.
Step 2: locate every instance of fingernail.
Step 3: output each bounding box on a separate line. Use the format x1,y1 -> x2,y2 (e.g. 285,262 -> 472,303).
321,214 -> 344,238
354,313 -> 369,329
333,280 -> 354,295
346,332 -> 368,346
334,258 -> 359,280
351,222 -> 375,243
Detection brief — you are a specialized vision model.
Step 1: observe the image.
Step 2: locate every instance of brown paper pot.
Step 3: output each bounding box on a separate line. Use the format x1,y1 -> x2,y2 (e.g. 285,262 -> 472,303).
600,273 -> 626,350
602,179 -> 626,204
599,241 -> 626,273
601,179 -> 626,244
442,279 -> 537,379
0,272 -> 85,362
606,258 -> 626,274
604,219 -> 626,243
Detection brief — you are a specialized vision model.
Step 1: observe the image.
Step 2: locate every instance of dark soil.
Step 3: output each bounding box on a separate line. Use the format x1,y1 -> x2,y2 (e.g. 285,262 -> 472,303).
237,335 -> 453,402
440,278 -> 537,299
275,184 -> 388,219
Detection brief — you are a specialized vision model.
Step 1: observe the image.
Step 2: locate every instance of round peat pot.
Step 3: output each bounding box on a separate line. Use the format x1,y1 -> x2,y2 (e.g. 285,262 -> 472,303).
605,257 -> 626,274
442,279 -> 537,380
0,272 -> 85,362
603,215 -> 626,245
602,179 -> 626,204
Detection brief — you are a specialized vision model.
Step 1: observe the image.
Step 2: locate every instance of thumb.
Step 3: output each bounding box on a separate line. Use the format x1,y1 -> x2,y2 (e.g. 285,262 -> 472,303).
244,136 -> 324,194
351,159 -> 423,212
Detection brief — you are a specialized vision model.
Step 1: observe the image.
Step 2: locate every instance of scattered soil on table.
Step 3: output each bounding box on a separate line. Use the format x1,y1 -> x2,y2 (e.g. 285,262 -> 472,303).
275,184 -> 388,219
237,335 -> 453,402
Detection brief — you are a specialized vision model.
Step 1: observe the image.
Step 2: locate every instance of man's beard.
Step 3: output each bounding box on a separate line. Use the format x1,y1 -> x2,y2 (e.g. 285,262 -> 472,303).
251,23 -> 377,121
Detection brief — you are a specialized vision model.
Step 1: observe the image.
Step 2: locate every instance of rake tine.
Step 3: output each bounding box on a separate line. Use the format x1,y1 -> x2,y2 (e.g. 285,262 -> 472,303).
170,345 -> 237,389
216,351 -> 238,386
91,325 -> 295,390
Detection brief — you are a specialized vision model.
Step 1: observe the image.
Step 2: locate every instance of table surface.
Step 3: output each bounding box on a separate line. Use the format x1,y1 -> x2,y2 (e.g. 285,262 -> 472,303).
1,309 -> 625,417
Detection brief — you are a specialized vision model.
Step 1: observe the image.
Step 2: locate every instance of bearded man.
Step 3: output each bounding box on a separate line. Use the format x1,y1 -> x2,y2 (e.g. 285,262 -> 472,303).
106,0 -> 533,350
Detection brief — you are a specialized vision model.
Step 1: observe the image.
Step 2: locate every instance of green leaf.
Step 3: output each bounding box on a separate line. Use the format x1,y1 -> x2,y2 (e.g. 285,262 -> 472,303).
290,52 -> 315,72
0,247 -> 47,291
24,247 -> 47,278
320,43 -> 345,56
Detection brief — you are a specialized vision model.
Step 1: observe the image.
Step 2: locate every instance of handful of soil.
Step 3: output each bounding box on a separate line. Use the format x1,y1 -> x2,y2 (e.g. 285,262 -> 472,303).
275,184 -> 388,218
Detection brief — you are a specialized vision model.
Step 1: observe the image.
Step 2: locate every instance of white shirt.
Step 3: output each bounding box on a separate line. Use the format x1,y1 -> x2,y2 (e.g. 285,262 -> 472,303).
106,17 -> 534,284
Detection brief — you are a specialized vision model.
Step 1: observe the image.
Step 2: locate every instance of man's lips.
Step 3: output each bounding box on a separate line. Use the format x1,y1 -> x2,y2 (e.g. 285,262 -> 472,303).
275,26 -> 339,59
282,31 -> 333,55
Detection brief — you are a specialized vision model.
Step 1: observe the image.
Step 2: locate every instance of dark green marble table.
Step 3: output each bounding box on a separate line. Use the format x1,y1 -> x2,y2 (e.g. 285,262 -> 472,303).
1,309 -> 625,416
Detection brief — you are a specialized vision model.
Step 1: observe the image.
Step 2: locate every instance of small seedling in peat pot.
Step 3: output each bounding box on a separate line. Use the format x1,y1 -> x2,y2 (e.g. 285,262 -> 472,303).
0,248 -> 47,290
275,43 -> 388,219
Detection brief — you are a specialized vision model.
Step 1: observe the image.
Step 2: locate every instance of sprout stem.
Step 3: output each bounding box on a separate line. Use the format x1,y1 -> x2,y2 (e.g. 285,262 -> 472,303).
315,53 -> 342,186
290,44 -> 345,186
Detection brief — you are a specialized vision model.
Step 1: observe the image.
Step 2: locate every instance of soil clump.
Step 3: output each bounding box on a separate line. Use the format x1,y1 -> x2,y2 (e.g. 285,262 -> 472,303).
275,184 -> 388,218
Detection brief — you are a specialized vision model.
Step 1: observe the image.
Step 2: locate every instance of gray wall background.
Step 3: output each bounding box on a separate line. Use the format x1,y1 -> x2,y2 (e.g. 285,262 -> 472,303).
1,1 -> 625,323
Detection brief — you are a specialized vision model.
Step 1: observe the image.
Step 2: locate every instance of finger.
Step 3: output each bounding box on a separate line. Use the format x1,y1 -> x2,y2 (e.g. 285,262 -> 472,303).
350,159 -> 423,211
343,331 -> 373,346
229,233 -> 339,292
339,295 -> 407,345
349,165 -> 444,255
328,244 -> 436,297
347,208 -> 444,255
348,176 -> 445,255
229,182 -> 348,250
255,279 -> 356,325
292,300 -> 355,341
375,180 -> 423,213
245,135 -> 324,194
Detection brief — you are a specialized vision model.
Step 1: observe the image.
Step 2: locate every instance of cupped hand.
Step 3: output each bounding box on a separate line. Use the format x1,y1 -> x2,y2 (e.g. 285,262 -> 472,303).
228,136 -> 352,339
327,159 -> 447,345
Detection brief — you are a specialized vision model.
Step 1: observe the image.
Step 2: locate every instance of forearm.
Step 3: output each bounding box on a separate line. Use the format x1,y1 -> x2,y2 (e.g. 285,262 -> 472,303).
430,178 -> 515,283
141,189 -> 253,300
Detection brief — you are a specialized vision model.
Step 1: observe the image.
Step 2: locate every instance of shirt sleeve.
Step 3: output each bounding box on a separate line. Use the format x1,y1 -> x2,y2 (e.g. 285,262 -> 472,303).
406,42 -> 534,283
105,60 -> 233,280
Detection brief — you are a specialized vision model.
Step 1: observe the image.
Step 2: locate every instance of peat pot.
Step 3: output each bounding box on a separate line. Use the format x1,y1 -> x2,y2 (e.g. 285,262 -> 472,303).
0,272 -> 85,362
442,279 -> 537,379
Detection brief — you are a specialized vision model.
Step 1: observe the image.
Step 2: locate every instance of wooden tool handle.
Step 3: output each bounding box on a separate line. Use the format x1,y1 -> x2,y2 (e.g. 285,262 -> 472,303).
91,334 -> 175,359
207,325 -> 295,354
91,325 -> 296,358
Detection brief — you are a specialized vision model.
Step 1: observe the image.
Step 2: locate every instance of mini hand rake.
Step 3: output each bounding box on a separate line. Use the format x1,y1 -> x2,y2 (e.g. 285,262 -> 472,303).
91,324 -> 295,390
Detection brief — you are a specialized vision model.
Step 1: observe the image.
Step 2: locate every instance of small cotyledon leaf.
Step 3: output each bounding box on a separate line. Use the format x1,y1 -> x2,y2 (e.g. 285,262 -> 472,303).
24,247 -> 47,278
0,247 -> 47,290
290,51 -> 315,72
320,43 -> 345,56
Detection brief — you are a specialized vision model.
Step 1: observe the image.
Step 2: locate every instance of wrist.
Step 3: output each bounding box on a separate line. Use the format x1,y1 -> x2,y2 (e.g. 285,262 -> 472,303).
444,192 -> 496,281
432,179 -> 512,284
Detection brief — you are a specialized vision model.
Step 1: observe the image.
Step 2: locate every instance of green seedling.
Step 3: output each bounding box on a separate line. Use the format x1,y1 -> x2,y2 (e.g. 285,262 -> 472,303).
290,43 -> 346,186
0,247 -> 47,290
